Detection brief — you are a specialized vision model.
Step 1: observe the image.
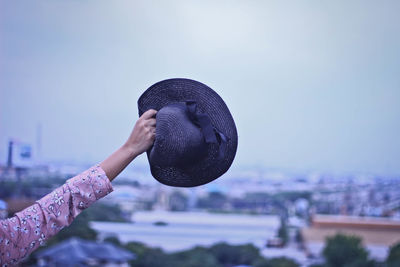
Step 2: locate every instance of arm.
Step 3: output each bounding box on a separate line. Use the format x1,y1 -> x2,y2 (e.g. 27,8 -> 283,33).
0,109 -> 157,265
100,109 -> 157,181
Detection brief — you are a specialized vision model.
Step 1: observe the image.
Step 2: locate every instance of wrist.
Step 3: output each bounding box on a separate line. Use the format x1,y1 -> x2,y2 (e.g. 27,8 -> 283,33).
121,143 -> 141,159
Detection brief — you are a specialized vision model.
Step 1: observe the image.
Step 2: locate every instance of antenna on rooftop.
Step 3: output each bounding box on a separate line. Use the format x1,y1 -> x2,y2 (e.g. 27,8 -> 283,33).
36,123 -> 42,163
7,140 -> 13,168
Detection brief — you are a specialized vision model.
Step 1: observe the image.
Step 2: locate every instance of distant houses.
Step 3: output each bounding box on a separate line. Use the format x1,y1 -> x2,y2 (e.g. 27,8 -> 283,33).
301,214 -> 400,261
36,238 -> 135,267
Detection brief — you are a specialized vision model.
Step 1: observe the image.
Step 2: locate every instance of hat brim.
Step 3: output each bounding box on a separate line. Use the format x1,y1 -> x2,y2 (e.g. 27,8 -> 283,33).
138,78 -> 238,187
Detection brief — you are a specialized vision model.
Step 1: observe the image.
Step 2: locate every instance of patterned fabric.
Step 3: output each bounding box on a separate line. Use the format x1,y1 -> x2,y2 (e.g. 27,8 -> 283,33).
0,165 -> 113,265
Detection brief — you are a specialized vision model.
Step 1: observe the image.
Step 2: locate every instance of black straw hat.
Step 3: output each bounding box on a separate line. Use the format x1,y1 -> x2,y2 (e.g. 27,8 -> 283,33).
138,78 -> 238,187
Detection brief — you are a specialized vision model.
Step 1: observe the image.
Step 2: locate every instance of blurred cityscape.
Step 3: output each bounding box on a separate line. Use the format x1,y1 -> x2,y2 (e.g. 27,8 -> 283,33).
1,140 -> 400,267
2,0 -> 400,265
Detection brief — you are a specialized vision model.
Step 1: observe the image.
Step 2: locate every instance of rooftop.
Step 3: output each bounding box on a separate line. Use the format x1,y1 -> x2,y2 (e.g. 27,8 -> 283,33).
37,237 -> 135,266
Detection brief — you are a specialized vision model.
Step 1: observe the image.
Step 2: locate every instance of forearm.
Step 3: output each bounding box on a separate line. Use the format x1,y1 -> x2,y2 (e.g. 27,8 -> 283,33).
100,144 -> 140,182
100,109 -> 156,182
0,109 -> 156,264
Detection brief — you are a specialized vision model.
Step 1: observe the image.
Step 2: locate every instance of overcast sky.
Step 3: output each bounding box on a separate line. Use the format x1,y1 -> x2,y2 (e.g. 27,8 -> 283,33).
1,0 -> 399,176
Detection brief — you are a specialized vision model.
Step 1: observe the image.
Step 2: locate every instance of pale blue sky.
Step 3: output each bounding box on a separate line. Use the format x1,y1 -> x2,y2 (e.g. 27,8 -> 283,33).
1,0 -> 400,175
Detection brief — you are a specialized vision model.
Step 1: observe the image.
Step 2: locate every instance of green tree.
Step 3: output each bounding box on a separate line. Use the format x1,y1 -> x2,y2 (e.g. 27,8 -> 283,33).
123,241 -> 300,267
124,241 -> 150,258
171,246 -> 221,267
198,192 -> 228,210
253,257 -> 299,267
85,202 -> 128,222
323,234 -> 369,267
104,236 -> 121,246
208,242 -> 260,266
278,218 -> 289,246
387,242 -> 400,267
124,242 -> 171,267
295,229 -> 303,243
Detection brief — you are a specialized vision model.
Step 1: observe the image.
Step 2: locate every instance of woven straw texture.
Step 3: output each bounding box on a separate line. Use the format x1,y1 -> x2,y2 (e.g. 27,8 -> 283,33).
138,78 -> 238,187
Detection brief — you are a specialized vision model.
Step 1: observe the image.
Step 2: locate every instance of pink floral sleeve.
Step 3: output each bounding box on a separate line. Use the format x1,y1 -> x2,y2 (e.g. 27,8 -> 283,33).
0,164 -> 113,265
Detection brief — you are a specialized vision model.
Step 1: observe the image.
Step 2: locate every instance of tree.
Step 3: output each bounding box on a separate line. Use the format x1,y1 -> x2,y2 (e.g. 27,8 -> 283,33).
171,246 -> 221,267
323,234 -> 369,267
124,243 -> 220,267
84,202 -> 128,222
124,241 -> 150,258
104,236 -> 121,246
253,257 -> 299,267
124,242 -> 171,267
295,229 -> 303,243
123,240 -> 299,267
387,242 -> 400,267
198,192 -> 228,210
208,242 -> 260,266
278,218 -> 289,246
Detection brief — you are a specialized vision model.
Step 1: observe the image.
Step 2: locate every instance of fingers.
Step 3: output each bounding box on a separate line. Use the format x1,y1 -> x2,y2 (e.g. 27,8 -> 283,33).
146,119 -> 156,127
141,110 -> 156,139
141,110 -> 157,131
141,109 -> 157,120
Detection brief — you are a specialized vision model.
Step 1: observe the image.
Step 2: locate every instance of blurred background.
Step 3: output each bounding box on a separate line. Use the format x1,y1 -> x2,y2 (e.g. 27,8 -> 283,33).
1,0 -> 400,266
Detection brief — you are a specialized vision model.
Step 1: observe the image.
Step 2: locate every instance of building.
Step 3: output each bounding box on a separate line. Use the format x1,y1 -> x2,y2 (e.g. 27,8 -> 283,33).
36,238 -> 135,267
0,200 -> 8,219
301,214 -> 400,261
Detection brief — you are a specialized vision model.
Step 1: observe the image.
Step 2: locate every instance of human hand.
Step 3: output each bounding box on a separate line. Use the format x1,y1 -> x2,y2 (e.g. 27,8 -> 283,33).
123,109 -> 157,157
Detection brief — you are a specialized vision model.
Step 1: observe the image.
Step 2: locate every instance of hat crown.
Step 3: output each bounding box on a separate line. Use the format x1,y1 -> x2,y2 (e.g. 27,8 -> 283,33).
149,103 -> 207,168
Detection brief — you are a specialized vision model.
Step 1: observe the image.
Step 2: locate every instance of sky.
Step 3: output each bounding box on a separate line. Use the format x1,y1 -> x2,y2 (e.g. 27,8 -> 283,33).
1,0 -> 400,176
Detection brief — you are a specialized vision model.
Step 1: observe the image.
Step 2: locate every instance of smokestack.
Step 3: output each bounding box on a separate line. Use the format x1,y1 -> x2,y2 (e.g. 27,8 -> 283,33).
7,140 -> 13,167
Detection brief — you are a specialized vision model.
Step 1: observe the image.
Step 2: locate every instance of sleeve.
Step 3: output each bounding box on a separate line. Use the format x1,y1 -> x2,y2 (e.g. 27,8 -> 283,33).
0,164 -> 113,265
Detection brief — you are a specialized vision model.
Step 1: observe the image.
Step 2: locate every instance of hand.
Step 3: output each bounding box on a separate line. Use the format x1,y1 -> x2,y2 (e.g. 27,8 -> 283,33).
100,109 -> 157,182
124,109 -> 157,157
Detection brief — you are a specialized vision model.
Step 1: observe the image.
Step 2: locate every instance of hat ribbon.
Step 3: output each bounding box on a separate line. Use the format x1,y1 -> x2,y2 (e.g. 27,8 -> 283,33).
185,100 -> 228,159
